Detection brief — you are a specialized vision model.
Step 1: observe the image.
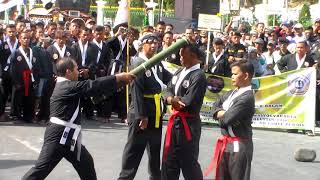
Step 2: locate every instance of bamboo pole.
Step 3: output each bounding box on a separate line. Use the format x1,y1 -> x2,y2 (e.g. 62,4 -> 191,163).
126,0 -> 131,118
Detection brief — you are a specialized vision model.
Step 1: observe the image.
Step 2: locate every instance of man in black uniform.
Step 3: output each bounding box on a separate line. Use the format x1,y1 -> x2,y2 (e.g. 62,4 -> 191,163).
71,27 -> 97,120
207,38 -> 231,77
11,30 -> 38,123
161,44 -> 207,180
1,24 -> 19,119
47,30 -> 73,75
91,26 -> 113,121
204,60 -> 255,180
22,57 -> 134,180
106,23 -> 129,123
118,33 -> 172,180
32,36 -> 54,123
225,32 -> 247,64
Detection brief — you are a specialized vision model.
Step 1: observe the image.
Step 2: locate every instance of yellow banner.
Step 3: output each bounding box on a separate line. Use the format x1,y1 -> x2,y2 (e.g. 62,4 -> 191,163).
162,62 -> 316,130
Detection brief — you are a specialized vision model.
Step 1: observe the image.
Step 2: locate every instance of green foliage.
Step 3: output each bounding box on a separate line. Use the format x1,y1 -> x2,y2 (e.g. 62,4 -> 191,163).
298,3 -> 312,28
101,0 -> 174,8
91,7 -> 174,27
267,14 -> 281,26
130,0 -> 144,7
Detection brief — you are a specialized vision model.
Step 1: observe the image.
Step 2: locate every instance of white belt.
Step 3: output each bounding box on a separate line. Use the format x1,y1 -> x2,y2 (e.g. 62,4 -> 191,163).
50,117 -> 82,161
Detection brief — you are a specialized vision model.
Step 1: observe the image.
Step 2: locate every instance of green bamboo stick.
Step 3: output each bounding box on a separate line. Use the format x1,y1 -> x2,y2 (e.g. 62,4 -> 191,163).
130,38 -> 189,76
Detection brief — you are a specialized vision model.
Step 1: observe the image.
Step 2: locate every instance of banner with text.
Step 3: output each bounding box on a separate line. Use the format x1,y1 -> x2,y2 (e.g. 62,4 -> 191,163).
162,62 -> 316,130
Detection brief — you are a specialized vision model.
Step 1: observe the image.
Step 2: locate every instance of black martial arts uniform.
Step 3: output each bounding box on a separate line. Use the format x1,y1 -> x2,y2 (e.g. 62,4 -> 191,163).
32,43 -> 54,122
71,41 -> 97,118
106,36 -> 129,121
118,55 -> 171,180
10,47 -> 38,122
0,39 -> 19,117
22,75 -> 119,180
161,63 -> 207,180
91,39 -> 113,118
207,50 -> 232,77
47,42 -> 73,75
206,86 -> 255,180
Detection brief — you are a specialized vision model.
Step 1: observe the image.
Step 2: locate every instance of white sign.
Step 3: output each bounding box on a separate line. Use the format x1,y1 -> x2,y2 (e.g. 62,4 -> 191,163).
220,0 -> 230,15
230,0 -> 240,11
198,14 -> 222,31
267,0 -> 285,14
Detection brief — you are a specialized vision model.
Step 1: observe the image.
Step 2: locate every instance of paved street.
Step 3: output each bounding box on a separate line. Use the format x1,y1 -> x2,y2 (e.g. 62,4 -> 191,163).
0,118 -> 320,180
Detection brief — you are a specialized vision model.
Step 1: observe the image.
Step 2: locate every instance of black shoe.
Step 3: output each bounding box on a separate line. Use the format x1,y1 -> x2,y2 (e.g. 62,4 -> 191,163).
287,129 -> 299,133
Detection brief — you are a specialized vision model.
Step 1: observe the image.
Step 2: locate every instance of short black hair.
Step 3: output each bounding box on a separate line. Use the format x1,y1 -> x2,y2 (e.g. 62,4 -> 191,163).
48,22 -> 57,27
58,21 -> 65,26
56,57 -> 76,76
213,38 -> 224,46
164,31 -> 173,36
183,44 -> 205,61
104,24 -> 111,29
305,26 -> 313,31
186,27 -> 194,33
296,40 -> 308,47
94,25 -> 104,32
156,21 -> 166,26
166,23 -> 173,28
55,30 -> 67,39
6,24 -> 16,29
233,31 -> 242,37
278,37 -> 289,44
256,22 -> 265,26
80,27 -> 91,34
230,60 -> 254,78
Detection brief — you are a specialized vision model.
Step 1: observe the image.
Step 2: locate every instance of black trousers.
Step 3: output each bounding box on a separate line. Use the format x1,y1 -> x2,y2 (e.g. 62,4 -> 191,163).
316,93 -> 320,126
161,118 -> 203,180
118,117 -> 162,180
22,141 -> 97,180
95,99 -> 108,118
37,78 -> 55,121
217,140 -> 253,180
10,85 -> 35,122
105,89 -> 127,120
0,72 -> 11,115
81,96 -> 94,118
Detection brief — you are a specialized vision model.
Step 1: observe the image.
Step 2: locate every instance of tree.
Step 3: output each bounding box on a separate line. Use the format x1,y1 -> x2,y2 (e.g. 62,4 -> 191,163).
298,3 -> 312,28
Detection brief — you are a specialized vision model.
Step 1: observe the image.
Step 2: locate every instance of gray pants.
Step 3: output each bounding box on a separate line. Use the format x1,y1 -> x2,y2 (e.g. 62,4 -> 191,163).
217,139 -> 253,180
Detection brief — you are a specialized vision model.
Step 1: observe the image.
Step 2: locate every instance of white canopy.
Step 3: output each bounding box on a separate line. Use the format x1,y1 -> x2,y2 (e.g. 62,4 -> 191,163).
28,8 -> 52,16
0,0 -> 23,12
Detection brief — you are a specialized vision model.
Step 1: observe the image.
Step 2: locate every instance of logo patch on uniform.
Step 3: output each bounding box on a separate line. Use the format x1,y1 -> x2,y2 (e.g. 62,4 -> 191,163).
304,62 -> 309,67
66,52 -> 71,57
53,53 -> 58,60
4,44 -> 9,50
172,76 -> 177,84
145,70 -> 151,77
17,56 -> 22,61
171,54 -> 176,59
182,80 -> 190,88
33,57 -> 36,63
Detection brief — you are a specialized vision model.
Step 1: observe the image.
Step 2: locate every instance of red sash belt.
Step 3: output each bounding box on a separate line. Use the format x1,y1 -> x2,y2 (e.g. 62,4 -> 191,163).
23,70 -> 32,96
163,110 -> 193,162
203,135 -> 241,180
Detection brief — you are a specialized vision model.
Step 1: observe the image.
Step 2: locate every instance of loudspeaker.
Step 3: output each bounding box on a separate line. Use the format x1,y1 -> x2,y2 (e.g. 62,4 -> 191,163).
56,0 -> 91,13
192,0 -> 220,19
